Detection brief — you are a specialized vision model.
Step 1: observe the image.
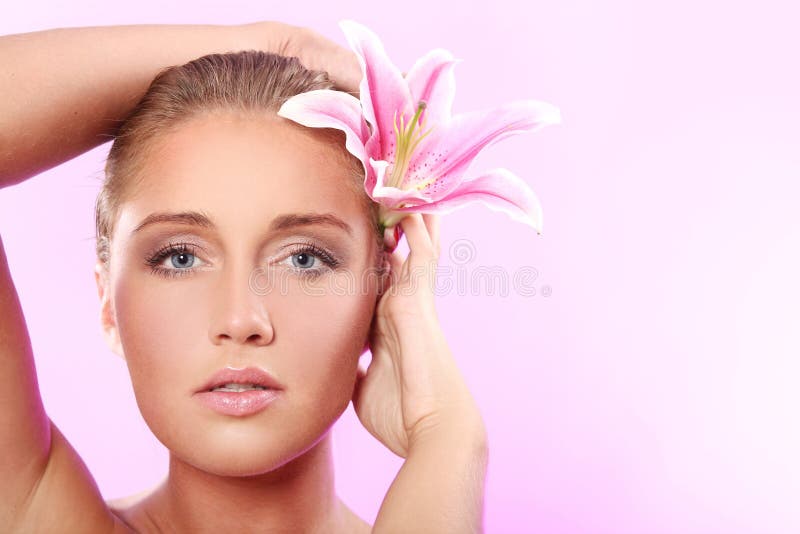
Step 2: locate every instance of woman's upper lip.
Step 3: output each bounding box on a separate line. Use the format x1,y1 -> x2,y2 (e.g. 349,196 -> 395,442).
197,365 -> 285,393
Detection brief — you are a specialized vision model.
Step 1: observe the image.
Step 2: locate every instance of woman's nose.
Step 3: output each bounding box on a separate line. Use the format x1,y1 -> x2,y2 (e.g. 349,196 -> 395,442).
209,262 -> 274,346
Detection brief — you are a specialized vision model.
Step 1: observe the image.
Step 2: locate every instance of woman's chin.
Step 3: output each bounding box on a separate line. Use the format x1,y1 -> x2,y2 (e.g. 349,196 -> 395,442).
173,441 -> 300,477
162,424 -> 329,478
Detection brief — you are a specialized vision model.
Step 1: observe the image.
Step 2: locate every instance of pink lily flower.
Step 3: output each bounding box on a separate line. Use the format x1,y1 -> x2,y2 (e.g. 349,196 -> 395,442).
277,19 -> 561,247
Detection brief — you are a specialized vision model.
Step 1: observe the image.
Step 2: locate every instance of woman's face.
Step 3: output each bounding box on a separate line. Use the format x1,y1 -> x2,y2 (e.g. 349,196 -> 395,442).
97,111 -> 381,476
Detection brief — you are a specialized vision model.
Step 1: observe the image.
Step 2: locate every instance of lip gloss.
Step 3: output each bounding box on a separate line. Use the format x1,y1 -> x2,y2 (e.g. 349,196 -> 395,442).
194,389 -> 282,416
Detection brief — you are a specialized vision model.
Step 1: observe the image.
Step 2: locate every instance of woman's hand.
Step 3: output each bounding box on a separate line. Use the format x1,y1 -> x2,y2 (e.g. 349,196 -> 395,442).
250,21 -> 362,95
352,213 -> 487,458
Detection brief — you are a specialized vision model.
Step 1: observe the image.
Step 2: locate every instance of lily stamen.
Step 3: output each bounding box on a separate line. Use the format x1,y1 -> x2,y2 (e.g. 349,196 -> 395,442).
389,100 -> 430,189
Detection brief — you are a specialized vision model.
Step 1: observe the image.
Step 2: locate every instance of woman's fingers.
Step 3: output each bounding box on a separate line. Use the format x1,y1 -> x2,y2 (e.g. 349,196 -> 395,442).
380,214 -> 441,294
377,247 -> 403,297
383,213 -> 439,257
334,48 -> 363,95
273,23 -> 363,94
388,248 -> 404,279
396,214 -> 440,296
383,225 -> 399,252
399,213 -> 435,258
422,213 -> 441,259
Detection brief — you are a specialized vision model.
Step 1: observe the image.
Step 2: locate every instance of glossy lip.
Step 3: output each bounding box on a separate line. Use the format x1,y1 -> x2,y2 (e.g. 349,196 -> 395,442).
195,389 -> 282,417
195,365 -> 285,393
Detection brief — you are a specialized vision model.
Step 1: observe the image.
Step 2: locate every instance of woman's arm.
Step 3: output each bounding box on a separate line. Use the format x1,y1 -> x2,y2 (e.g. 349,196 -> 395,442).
0,21 -> 360,188
373,415 -> 489,533
0,23 -> 248,187
351,213 -> 490,533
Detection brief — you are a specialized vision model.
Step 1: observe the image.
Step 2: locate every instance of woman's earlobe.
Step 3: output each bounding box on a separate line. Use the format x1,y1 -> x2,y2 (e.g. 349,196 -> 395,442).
94,261 -> 125,360
93,261 -> 106,301
102,324 -> 125,361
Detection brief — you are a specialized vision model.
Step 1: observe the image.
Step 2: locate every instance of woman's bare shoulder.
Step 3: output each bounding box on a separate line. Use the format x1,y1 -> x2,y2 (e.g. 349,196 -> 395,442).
105,489 -> 372,533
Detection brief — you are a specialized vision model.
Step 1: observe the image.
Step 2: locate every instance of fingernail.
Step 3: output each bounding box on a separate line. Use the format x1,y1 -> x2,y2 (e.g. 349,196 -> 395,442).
383,226 -> 398,252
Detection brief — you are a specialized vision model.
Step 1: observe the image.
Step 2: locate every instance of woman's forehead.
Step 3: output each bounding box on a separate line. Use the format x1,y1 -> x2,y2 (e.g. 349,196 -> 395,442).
140,112 -> 357,196
117,112 -> 369,235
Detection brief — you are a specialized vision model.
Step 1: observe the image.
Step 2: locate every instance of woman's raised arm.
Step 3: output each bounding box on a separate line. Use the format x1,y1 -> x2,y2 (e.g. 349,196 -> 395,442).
0,22 -> 361,188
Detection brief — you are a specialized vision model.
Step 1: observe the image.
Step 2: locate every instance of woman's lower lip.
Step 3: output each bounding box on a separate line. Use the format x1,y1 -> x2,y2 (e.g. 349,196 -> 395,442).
194,389 -> 282,416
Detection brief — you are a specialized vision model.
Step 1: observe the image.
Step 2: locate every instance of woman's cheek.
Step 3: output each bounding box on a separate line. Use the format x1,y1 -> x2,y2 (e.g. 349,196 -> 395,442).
279,284 -> 372,399
114,274 -> 205,394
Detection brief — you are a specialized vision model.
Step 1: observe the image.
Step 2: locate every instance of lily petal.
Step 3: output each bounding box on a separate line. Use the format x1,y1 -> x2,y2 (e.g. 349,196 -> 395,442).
371,183 -> 432,206
402,99 -> 561,200
368,157 -> 430,205
368,158 -> 391,197
392,168 -> 544,234
339,20 -> 412,161
405,48 -> 460,126
277,88 -> 370,163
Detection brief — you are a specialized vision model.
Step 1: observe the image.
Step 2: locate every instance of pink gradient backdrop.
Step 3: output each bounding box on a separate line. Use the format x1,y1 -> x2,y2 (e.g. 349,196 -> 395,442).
2,1 -> 798,532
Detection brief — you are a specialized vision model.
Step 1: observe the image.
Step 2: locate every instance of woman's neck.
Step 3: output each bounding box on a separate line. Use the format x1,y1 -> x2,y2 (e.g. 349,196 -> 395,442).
135,432 -> 361,533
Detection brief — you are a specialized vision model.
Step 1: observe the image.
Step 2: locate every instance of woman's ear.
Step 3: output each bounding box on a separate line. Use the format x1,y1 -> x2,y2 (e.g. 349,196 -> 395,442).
93,261 -> 124,360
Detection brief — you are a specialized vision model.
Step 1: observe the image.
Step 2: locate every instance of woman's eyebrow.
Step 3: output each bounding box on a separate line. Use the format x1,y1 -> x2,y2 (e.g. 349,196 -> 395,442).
131,210 -> 353,236
270,212 -> 353,236
132,210 -> 214,235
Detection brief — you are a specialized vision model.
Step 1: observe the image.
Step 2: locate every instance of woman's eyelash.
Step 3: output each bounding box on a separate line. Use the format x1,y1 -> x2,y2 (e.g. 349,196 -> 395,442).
143,240 -> 341,279
145,241 -> 200,279
281,241 -> 341,273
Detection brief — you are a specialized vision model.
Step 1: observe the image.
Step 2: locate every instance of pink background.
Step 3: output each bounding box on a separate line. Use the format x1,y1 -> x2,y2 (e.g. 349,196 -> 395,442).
2,1 -> 799,532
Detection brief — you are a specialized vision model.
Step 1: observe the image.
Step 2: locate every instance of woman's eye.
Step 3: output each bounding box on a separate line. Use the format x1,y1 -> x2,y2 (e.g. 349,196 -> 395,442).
168,252 -> 198,269
146,242 -> 337,279
291,252 -> 318,270
277,245 -> 340,275
146,243 -> 206,278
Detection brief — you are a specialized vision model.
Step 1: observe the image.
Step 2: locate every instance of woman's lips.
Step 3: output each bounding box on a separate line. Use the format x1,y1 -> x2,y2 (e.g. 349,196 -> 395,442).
198,365 -> 284,392
194,389 -> 282,416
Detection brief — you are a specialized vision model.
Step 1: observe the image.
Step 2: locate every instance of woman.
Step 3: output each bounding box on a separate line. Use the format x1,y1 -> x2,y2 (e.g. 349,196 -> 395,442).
0,21 -> 488,533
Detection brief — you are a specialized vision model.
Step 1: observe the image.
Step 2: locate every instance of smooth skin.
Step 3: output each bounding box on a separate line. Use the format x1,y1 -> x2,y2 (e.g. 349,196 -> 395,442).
98,112 -> 387,533
0,22 -> 488,533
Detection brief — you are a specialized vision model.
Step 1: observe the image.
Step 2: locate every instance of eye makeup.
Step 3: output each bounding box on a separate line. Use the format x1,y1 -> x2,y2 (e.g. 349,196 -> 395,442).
142,237 -> 344,280
144,240 -> 205,279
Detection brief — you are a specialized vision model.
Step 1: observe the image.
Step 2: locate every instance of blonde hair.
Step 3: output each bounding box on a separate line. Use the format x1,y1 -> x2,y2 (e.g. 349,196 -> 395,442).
96,50 -> 381,270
